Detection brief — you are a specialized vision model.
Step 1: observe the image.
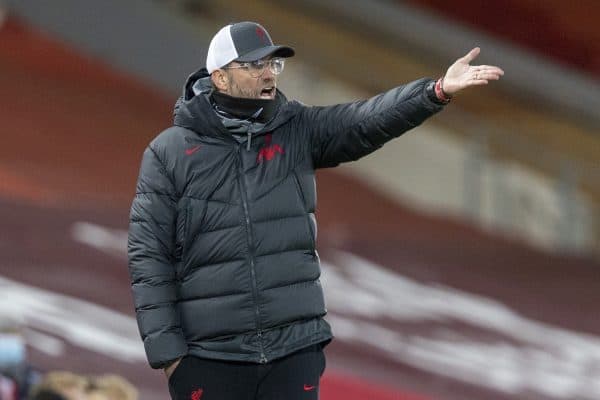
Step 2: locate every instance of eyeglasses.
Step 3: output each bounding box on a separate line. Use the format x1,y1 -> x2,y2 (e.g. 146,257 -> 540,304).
223,58 -> 285,78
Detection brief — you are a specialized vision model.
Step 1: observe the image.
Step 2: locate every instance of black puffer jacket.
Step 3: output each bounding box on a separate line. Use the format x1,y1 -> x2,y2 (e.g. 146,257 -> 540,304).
127,69 -> 445,369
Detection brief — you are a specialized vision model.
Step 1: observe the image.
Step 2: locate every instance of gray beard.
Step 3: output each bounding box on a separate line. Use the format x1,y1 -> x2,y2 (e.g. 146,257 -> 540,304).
228,81 -> 261,99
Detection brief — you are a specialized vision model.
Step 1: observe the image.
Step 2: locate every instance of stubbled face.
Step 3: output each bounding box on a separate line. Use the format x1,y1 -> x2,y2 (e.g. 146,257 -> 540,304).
219,61 -> 278,100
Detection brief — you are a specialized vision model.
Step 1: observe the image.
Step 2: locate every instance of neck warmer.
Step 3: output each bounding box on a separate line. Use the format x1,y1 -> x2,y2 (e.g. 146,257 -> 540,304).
211,91 -> 278,123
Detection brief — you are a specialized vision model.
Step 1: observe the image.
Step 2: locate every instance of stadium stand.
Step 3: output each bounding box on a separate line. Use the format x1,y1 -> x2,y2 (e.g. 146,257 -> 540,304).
404,0 -> 600,78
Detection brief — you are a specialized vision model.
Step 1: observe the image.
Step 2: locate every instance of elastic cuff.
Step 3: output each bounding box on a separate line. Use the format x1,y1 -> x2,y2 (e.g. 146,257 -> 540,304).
425,79 -> 449,105
145,331 -> 189,369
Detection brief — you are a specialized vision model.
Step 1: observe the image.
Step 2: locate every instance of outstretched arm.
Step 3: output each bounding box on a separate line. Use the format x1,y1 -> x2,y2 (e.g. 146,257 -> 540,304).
306,48 -> 503,169
305,78 -> 443,169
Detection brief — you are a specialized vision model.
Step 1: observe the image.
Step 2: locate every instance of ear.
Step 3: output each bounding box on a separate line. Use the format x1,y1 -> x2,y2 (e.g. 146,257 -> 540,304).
211,70 -> 229,92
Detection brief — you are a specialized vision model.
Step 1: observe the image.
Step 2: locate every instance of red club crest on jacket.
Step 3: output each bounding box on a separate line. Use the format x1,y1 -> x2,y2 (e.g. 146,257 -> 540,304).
257,133 -> 284,163
190,388 -> 203,400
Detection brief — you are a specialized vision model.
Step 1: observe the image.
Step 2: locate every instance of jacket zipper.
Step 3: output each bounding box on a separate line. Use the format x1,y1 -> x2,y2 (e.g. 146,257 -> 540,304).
236,145 -> 267,364
246,108 -> 263,151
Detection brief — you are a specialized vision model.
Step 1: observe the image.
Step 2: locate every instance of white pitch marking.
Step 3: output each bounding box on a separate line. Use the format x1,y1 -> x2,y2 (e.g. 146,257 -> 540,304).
71,221 -> 128,259
22,328 -> 66,357
0,276 -> 145,363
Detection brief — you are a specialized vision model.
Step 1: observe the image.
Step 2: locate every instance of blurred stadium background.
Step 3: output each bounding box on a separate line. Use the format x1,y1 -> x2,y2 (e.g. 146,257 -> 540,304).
1,0 -> 599,399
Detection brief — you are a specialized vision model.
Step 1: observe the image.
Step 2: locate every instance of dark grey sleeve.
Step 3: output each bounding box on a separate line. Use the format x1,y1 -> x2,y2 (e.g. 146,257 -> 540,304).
127,145 -> 187,369
305,78 -> 444,169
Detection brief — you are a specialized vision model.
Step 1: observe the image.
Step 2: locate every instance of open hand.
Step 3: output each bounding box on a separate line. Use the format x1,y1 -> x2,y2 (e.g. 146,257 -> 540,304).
442,47 -> 504,95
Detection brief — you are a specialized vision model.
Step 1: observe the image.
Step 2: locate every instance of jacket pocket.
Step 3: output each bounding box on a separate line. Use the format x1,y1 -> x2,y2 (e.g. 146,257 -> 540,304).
174,201 -> 192,279
173,202 -> 186,278
180,199 -> 209,276
292,171 -> 316,250
182,204 -> 192,259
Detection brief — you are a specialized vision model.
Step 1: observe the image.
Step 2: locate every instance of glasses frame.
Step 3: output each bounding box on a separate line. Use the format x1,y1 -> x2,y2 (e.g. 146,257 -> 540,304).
223,58 -> 285,78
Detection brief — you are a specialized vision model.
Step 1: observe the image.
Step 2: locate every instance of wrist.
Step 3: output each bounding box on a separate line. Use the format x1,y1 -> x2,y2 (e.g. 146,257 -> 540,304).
434,77 -> 452,103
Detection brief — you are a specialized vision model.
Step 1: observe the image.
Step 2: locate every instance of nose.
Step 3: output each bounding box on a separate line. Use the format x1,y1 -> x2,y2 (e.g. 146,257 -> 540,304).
261,64 -> 275,79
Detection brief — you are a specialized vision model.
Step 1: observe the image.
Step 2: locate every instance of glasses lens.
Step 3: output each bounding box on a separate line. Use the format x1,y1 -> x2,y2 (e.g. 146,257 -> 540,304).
270,58 -> 285,75
244,58 -> 285,77
248,60 -> 266,78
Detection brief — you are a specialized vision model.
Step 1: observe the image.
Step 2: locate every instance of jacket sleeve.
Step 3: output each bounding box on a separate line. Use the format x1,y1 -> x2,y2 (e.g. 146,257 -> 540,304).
127,144 -> 187,369
305,78 -> 445,168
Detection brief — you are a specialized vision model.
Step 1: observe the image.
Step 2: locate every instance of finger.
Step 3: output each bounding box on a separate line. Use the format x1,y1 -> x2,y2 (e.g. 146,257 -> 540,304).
474,65 -> 505,75
476,72 -> 502,80
468,79 -> 489,86
460,47 -> 480,64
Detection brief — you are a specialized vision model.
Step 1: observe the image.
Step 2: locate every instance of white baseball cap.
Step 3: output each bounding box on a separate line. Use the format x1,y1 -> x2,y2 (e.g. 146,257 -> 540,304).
206,21 -> 295,74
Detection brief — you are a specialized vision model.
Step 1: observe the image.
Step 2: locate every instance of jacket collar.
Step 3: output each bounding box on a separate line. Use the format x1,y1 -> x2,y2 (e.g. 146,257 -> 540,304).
173,68 -> 300,138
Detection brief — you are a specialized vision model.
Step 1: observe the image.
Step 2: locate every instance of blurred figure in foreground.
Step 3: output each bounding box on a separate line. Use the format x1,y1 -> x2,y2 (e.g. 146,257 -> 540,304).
27,372 -> 87,400
27,389 -> 67,400
86,375 -> 137,400
27,372 -> 137,400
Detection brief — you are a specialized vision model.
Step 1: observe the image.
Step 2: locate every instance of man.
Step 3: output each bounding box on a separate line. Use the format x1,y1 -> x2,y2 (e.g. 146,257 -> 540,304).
127,21 -> 503,400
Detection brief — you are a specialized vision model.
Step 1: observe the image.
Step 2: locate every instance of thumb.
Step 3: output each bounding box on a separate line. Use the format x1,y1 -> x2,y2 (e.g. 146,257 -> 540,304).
460,47 -> 480,64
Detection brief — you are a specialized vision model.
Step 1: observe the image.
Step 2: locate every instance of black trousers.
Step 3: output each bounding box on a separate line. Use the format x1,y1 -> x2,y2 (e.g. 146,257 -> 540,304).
168,345 -> 326,400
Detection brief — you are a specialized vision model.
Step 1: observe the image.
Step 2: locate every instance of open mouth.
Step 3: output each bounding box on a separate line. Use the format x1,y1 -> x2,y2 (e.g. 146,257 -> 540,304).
260,87 -> 276,99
